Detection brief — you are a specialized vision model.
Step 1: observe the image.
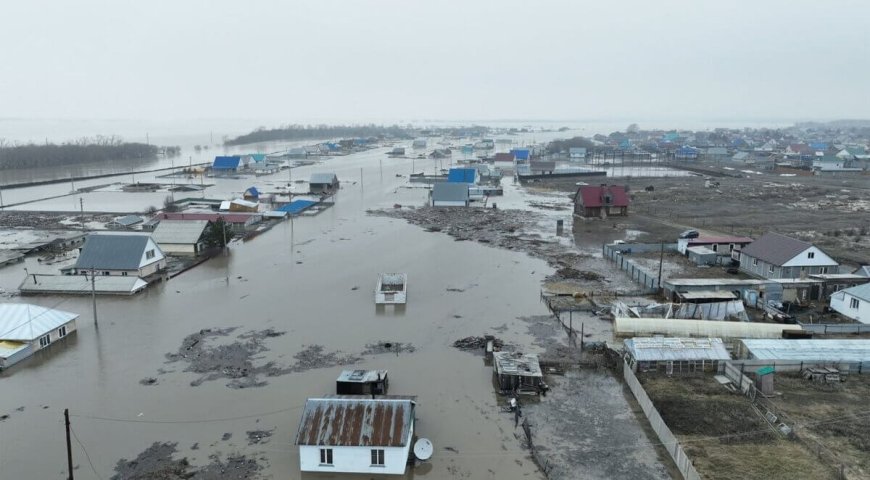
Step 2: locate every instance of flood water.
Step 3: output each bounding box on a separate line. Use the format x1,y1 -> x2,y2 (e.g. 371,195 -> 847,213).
0,128 -> 676,479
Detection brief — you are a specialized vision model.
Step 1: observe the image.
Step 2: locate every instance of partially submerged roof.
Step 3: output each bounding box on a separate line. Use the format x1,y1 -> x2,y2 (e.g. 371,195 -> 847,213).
152,220 -> 209,245
74,234 -> 155,270
0,303 -> 79,341
447,168 -> 477,183
310,173 -> 338,184
213,156 -> 241,169
492,352 -> 542,378
741,339 -> 870,362
276,199 -> 316,214
337,369 -> 388,384
295,396 -> 414,447
20,275 -> 148,296
624,337 -> 731,362
574,185 -> 630,208
738,232 -> 811,266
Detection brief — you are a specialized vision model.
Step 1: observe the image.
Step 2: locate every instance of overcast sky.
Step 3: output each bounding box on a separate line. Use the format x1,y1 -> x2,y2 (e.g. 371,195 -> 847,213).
2,0 -> 868,124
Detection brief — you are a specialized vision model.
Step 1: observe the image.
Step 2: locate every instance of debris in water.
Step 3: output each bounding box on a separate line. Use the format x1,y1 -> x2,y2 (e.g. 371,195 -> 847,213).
246,428 -> 275,445
453,336 -> 504,350
110,442 -> 261,480
140,377 -> 158,386
222,432 -> 232,441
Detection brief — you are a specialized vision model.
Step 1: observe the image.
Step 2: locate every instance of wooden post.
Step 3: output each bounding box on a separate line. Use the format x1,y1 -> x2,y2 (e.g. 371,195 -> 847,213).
64,409 -> 74,480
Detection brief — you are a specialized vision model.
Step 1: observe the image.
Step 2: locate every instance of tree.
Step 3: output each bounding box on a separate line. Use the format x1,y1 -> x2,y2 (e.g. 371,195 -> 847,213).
204,219 -> 229,248
627,123 -> 640,134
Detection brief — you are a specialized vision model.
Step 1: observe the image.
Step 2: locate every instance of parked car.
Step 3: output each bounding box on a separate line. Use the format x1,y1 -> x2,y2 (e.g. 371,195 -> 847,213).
679,229 -> 700,239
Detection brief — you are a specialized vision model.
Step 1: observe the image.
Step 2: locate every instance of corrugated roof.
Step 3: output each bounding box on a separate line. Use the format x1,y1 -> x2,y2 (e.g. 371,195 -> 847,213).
336,370 -> 388,384
625,337 -> 731,362
111,215 -> 143,226
838,282 -> 870,301
20,275 -> 148,295
678,291 -> 737,300
74,234 -> 157,270
276,200 -> 317,214
160,212 -> 259,224
0,304 -> 79,341
310,173 -> 338,185
688,236 -> 753,245
741,339 -> 870,362
432,183 -> 469,202
447,168 -> 477,183
493,352 -> 542,377
213,156 -> 241,169
614,317 -> 801,339
152,220 -> 209,245
295,396 -> 414,447
739,232 -> 811,266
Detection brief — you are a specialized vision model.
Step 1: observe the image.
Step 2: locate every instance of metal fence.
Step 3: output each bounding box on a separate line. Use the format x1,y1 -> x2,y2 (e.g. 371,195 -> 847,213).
798,323 -> 870,335
623,361 -> 702,480
602,243 -> 678,293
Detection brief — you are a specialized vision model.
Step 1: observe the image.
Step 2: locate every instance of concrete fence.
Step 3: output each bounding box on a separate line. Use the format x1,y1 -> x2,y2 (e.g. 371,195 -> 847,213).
602,243 -> 678,293
799,323 -> 870,335
623,361 -> 702,480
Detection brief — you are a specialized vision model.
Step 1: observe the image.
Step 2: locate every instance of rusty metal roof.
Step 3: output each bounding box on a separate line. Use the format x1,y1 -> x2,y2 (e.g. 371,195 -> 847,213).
295,396 -> 415,447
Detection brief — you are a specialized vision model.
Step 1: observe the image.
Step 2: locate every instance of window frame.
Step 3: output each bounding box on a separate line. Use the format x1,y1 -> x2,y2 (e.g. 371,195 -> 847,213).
58,325 -> 67,338
752,258 -> 758,267
851,298 -> 860,309
808,251 -> 815,259
39,334 -> 51,348
371,448 -> 385,466
319,448 -> 333,466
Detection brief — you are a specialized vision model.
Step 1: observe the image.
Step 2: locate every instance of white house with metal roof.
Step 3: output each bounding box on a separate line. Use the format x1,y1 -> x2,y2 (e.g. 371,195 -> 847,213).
63,233 -> 166,277
830,283 -> 870,324
295,395 -> 416,475
151,220 -> 209,255
738,232 -> 838,279
0,303 -> 78,369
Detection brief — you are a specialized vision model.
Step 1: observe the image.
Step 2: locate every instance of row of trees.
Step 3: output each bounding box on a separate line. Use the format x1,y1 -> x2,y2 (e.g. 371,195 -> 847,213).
0,136 -> 159,170
224,124 -> 415,146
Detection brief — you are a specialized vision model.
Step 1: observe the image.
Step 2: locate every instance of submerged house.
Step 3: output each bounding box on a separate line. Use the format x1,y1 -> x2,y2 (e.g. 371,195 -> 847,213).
151,219 -> 210,256
295,395 -> 417,475
739,232 -> 838,279
0,303 -> 78,370
336,369 -> 389,395
447,168 -> 478,184
62,234 -> 166,278
309,173 -> 339,195
212,156 -> 241,174
573,185 -> 629,218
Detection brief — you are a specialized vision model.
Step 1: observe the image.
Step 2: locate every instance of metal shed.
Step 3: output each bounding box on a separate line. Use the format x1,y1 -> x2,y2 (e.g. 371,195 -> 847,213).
336,369 -> 389,395
492,352 -> 543,392
738,339 -> 870,370
624,337 -> 731,374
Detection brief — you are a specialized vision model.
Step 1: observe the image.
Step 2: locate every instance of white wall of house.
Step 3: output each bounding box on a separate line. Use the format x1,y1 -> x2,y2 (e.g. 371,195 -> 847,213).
138,238 -> 166,268
830,292 -> 870,324
299,443 -> 412,475
781,246 -> 838,268
157,243 -> 198,255
30,319 -> 77,353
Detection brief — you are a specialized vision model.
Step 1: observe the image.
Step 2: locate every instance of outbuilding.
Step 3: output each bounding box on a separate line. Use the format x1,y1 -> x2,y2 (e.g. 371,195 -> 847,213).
309,173 -> 339,194
624,337 -> 731,374
573,185 -> 629,218
492,351 -> 543,391
151,220 -> 210,255
0,303 -> 78,370
431,183 -> 469,207
295,395 -> 416,475
336,369 -> 389,395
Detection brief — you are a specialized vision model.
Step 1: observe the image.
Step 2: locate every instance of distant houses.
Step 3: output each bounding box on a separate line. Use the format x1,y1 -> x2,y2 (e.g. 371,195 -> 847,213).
309,173 -> 339,195
62,233 -> 166,278
674,146 -> 699,161
573,185 -> 629,218
0,303 -> 78,370
738,232 -> 838,279
295,396 -> 417,475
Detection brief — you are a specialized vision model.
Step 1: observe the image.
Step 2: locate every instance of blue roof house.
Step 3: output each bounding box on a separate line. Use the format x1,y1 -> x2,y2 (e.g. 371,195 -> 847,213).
248,153 -> 267,163
447,168 -> 479,184
213,156 -> 241,173
511,148 -> 530,161
674,146 -> 699,161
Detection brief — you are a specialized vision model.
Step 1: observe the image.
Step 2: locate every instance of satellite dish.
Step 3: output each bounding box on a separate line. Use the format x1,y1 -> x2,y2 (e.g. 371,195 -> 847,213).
414,438 -> 433,461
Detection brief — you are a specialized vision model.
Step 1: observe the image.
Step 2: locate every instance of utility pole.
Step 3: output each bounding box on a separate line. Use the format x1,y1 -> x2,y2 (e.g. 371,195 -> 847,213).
360,168 -> 363,188
657,241 -> 664,289
79,198 -> 85,231
90,267 -> 98,326
64,408 -> 74,480
0,184 -> 4,208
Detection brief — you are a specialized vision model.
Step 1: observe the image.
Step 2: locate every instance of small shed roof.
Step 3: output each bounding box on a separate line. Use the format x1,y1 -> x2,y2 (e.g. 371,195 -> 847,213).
244,186 -> 260,197
310,173 -> 338,185
624,337 -> 731,362
111,215 -> 143,227
152,220 -> 209,245
0,304 -> 79,341
231,199 -> 259,208
740,339 -> 870,362
493,352 -> 542,378
687,246 -> 717,256
447,168 -> 477,183
295,396 -> 414,447
276,200 -> 317,214
336,369 -> 388,384
74,234 -> 155,270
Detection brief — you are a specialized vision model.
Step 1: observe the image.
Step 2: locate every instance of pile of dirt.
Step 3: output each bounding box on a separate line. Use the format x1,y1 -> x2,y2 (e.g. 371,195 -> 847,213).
360,341 -> 416,356
452,336 -> 504,350
111,442 -> 262,480
246,429 -> 275,446
289,344 -> 361,372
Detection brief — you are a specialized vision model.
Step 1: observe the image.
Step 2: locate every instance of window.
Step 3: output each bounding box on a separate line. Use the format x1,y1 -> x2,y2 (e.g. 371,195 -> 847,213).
851,298 -> 860,309
146,249 -> 155,260
103,271 -> 110,276
39,334 -> 51,348
712,244 -> 718,252
808,251 -> 815,259
58,326 -> 67,338
319,448 -> 333,465
121,271 -> 128,276
768,265 -> 774,274
752,258 -> 758,267
371,449 -> 385,466
729,244 -> 735,252
819,267 -> 828,274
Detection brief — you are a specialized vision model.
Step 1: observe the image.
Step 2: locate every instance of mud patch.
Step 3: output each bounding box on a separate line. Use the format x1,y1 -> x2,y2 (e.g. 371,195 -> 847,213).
165,328 -> 291,389
246,429 -> 275,445
360,341 -> 416,356
111,441 -> 262,479
290,344 -> 361,371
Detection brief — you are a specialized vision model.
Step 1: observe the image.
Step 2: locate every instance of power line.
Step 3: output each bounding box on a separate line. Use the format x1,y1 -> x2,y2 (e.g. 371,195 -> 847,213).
71,404 -> 306,425
70,426 -> 103,480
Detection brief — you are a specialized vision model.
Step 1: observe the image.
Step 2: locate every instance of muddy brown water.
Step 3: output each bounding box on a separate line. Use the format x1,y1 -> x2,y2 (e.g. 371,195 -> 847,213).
0,147 -> 669,479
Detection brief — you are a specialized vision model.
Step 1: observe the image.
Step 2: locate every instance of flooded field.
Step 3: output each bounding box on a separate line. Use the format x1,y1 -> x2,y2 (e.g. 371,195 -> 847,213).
0,139 -> 673,479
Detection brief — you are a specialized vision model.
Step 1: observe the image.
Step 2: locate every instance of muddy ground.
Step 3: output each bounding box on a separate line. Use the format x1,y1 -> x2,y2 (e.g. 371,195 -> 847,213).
535,170 -> 870,267
640,375 -> 841,480
110,442 -> 262,480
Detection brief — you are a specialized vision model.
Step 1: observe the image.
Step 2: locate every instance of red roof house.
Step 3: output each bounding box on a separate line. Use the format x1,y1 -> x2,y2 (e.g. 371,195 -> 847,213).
573,185 -> 630,218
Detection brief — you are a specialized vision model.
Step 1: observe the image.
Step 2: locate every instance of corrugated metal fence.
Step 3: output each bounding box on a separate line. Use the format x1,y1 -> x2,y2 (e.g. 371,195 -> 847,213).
623,361 -> 702,480
602,243 -> 678,293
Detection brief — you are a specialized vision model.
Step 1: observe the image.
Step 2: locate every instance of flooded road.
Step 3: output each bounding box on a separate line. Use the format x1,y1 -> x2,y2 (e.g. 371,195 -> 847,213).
0,137 -> 672,479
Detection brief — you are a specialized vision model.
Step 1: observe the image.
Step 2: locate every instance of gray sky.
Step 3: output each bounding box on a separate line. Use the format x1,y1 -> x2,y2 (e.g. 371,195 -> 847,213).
2,0 -> 868,123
